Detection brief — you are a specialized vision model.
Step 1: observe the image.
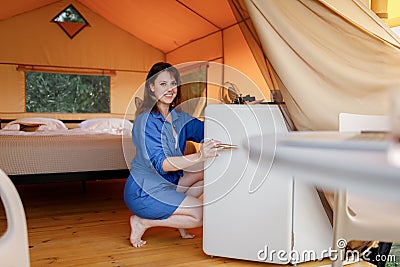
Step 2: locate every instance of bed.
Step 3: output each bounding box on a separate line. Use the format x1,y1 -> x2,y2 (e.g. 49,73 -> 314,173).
0,118 -> 135,188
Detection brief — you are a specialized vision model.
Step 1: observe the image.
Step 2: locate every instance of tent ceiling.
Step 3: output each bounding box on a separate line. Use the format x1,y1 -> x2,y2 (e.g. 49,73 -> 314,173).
0,0 -> 237,53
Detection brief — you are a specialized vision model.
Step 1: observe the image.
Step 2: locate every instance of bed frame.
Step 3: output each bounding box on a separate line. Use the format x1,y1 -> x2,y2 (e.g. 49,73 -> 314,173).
9,170 -> 130,191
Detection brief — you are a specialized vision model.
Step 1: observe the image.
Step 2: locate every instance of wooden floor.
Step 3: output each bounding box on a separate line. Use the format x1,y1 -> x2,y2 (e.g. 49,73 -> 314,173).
0,179 -> 373,267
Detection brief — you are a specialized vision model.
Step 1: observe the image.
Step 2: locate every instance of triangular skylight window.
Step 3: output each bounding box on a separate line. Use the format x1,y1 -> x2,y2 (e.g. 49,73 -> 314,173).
52,4 -> 89,39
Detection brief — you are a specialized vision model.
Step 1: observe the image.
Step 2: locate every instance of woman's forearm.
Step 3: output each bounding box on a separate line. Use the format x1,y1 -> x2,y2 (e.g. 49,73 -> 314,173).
162,139 -> 222,172
162,152 -> 202,172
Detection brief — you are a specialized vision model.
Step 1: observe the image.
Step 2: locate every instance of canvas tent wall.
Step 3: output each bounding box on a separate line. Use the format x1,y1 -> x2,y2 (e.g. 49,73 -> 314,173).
0,0 -> 268,121
237,0 -> 400,130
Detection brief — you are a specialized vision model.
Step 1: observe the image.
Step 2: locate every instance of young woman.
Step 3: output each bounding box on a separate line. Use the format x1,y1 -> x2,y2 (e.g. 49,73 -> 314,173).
124,62 -> 221,247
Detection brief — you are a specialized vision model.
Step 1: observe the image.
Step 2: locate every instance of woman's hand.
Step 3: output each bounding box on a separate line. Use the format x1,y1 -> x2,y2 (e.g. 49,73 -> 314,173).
198,139 -> 222,161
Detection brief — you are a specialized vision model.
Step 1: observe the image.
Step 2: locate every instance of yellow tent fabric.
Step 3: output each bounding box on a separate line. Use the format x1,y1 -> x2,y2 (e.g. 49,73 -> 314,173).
0,0 -> 269,120
1,0 -> 400,129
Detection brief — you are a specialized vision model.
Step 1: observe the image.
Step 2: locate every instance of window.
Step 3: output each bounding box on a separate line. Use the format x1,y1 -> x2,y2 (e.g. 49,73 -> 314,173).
26,72 -> 110,113
179,62 -> 208,117
52,4 -> 89,39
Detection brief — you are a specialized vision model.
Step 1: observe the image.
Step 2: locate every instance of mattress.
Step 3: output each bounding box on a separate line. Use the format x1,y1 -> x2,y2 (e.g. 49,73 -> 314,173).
0,134 -> 135,176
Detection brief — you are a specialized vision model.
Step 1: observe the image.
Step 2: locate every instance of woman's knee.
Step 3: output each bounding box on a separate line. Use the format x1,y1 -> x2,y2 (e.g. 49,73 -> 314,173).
181,170 -> 204,184
177,176 -> 204,194
193,180 -> 204,187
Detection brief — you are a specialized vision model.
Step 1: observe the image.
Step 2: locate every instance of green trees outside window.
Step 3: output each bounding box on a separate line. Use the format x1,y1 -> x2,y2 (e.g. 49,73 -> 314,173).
26,72 -> 110,113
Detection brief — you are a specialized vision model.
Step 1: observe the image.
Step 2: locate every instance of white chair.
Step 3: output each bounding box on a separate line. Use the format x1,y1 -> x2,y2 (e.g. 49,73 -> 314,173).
0,168 -> 30,267
339,113 -> 390,133
331,113 -> 400,267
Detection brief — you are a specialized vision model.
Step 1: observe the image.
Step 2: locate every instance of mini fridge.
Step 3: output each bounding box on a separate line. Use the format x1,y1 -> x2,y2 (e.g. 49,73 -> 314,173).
203,104 -> 332,264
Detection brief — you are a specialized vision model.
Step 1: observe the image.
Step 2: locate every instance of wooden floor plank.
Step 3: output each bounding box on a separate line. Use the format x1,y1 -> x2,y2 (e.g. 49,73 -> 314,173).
0,179 -> 374,267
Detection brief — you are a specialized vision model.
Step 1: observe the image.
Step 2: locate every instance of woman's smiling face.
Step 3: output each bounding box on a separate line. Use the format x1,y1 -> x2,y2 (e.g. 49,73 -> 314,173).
150,70 -> 178,106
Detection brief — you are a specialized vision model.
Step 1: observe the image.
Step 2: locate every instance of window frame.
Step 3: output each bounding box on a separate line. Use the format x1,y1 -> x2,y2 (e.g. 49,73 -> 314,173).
21,66 -> 114,114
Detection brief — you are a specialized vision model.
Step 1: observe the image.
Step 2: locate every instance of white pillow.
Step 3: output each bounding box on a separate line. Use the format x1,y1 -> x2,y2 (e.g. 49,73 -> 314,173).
3,118 -> 67,131
79,118 -> 133,135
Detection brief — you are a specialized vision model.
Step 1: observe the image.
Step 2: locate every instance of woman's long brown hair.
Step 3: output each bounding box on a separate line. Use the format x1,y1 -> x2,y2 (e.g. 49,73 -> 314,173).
136,62 -> 182,116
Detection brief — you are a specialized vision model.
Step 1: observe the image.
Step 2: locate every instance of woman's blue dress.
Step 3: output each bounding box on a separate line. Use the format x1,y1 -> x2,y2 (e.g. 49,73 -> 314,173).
124,109 -> 204,219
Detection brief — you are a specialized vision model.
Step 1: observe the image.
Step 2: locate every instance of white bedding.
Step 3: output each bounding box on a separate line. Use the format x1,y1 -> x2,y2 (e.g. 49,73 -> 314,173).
0,128 -> 131,136
2,117 -> 68,131
1,117 -> 133,136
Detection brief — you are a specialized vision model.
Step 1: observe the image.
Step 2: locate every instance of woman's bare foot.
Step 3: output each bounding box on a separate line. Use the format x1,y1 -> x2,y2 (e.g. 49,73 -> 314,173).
130,215 -> 147,247
178,228 -> 195,239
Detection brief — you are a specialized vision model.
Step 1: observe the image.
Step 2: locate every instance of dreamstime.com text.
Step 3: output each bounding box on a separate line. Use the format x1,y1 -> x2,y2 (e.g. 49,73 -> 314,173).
257,245 -> 360,264
257,239 -> 398,264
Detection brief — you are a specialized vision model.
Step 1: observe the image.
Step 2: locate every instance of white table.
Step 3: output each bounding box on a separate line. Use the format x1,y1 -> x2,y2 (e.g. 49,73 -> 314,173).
247,131 -> 400,200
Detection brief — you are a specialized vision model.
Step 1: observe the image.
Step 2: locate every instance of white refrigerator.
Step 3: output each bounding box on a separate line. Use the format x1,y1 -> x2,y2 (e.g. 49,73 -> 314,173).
203,104 -> 332,264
